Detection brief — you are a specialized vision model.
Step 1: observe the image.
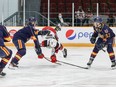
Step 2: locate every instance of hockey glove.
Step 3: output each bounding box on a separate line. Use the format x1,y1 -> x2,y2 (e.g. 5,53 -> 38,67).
35,47 -> 44,59
50,54 -> 57,63
38,53 -> 44,59
90,37 -> 96,44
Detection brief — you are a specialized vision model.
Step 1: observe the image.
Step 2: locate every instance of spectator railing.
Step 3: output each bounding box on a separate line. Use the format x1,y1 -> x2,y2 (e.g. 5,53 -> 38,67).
1,11 -> 116,26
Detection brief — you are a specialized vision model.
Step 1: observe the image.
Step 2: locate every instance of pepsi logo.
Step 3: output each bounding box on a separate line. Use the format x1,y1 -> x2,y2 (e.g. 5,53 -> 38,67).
66,29 -> 76,40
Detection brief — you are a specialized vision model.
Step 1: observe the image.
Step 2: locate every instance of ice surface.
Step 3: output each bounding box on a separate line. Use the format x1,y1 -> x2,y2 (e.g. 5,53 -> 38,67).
0,47 -> 116,87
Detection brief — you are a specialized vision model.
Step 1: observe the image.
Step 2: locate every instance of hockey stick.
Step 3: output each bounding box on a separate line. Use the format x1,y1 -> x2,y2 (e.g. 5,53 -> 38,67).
95,43 -> 106,52
44,57 -> 61,65
57,60 -> 88,69
101,48 -> 106,52
44,57 -> 88,69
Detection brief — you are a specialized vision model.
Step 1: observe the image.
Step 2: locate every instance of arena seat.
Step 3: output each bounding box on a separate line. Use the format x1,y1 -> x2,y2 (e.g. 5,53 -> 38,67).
65,0 -> 72,3
57,0 -> 65,3
82,0 -> 91,3
100,3 -> 108,12
49,0 -> 57,3
91,0 -> 98,3
74,0 -> 82,3
50,3 -> 57,9
109,3 -> 116,11
108,0 -> 115,3
82,3 -> 91,12
98,0 -> 107,3
40,0 -> 115,19
74,3 -> 82,10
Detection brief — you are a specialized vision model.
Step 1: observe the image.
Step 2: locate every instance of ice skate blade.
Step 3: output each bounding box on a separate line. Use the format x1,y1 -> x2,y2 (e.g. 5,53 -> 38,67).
0,72 -> 6,77
111,66 -> 116,70
8,64 -> 18,70
86,65 -> 91,69
63,49 -> 67,58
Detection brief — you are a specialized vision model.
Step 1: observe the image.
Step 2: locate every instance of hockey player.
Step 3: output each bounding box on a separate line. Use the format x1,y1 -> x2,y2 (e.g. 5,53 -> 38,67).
0,25 -> 12,76
9,17 -> 49,69
41,25 -> 67,63
87,17 -> 116,69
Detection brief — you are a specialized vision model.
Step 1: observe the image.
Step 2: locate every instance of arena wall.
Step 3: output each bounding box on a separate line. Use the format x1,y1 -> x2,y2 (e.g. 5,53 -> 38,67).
5,26 -> 116,47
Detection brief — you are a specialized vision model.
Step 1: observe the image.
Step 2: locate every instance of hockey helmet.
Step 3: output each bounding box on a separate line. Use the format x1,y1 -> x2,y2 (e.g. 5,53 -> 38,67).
94,16 -> 103,23
93,17 -> 103,31
27,17 -> 37,26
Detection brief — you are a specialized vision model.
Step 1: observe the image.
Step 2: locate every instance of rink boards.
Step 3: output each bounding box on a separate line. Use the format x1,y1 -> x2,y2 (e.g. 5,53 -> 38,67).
5,26 -> 116,47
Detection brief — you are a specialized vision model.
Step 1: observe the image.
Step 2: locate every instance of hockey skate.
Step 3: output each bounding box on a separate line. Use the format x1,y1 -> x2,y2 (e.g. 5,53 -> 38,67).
87,58 -> 94,69
0,68 -> 6,76
62,48 -> 67,58
111,61 -> 116,70
8,62 -> 18,70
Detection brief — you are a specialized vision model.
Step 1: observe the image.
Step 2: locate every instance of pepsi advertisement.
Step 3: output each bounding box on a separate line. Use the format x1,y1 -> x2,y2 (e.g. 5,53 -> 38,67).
57,27 -> 94,43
